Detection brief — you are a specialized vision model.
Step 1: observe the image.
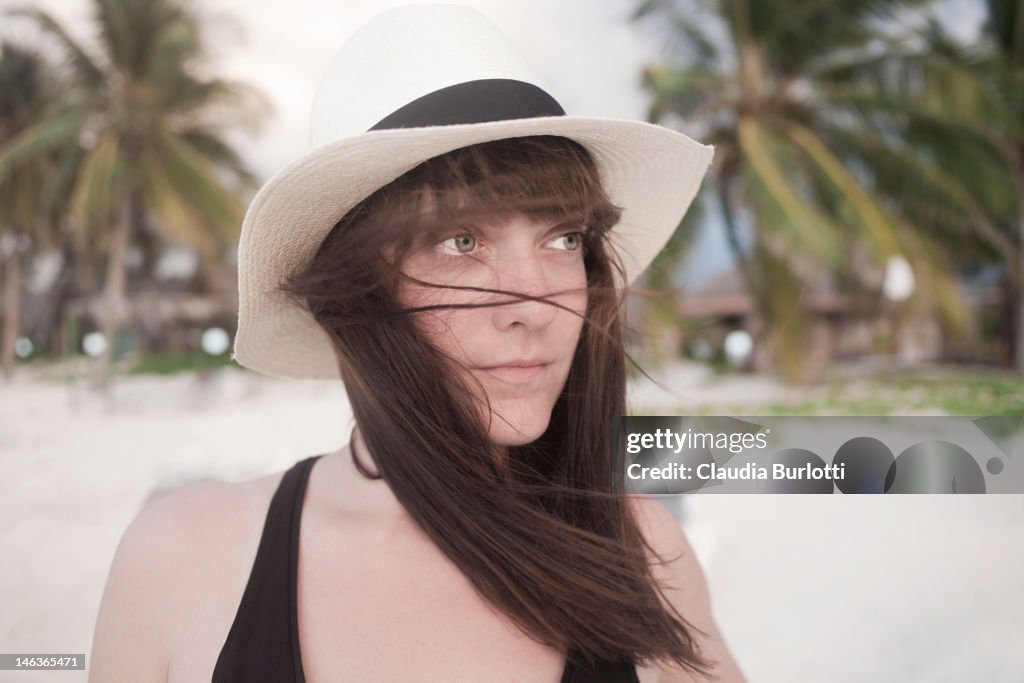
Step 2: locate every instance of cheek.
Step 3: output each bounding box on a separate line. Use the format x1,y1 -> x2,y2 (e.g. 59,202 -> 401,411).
416,310 -> 476,354
556,266 -> 588,334
559,292 -> 586,339
401,288 -> 482,361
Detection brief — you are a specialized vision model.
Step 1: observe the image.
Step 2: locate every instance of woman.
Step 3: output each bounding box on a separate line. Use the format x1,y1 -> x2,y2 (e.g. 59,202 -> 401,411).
88,5 -> 745,682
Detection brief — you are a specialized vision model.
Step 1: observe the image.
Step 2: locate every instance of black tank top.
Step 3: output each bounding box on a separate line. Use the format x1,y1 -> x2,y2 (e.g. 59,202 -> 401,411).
212,454 -> 640,683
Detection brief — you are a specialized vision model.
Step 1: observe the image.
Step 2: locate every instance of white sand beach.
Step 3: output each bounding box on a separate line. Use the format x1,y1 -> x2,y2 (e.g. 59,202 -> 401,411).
1,363 -> 1022,682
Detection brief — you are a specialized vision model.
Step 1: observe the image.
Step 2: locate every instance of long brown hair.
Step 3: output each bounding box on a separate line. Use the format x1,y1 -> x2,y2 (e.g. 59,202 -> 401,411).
279,135 -> 712,675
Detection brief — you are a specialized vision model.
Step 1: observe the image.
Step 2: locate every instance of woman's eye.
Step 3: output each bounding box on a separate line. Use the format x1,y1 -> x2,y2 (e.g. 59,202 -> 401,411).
438,233 -> 477,254
435,230 -> 584,256
551,231 -> 585,252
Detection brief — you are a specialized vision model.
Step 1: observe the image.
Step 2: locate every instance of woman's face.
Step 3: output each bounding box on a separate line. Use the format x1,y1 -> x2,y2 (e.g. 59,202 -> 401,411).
398,211 -> 588,448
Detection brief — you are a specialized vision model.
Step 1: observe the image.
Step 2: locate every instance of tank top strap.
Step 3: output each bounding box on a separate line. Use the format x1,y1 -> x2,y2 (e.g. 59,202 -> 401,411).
213,453 -> 639,682
212,454 -> 323,683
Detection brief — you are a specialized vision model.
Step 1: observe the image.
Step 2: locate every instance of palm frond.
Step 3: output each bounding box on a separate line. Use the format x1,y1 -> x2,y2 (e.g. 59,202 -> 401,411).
6,6 -> 105,88
0,112 -> 83,184
67,131 -> 121,240
736,116 -> 838,261
146,128 -> 245,241
822,124 -> 1017,268
180,127 -> 259,188
782,120 -> 903,259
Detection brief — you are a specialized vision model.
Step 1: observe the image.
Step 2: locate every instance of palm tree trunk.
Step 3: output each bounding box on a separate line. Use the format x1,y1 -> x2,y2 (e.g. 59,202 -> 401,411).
1,244 -> 21,379
1015,204 -> 1023,376
94,192 -> 133,390
716,179 -> 774,372
1008,142 -> 1024,376
716,178 -> 758,299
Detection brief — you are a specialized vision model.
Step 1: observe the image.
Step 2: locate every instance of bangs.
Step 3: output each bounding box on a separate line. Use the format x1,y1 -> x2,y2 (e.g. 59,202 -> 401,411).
347,135 -> 624,258
408,136 -> 621,234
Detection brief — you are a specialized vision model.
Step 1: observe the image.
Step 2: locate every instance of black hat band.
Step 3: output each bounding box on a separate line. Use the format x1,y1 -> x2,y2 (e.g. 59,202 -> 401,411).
369,78 -> 566,131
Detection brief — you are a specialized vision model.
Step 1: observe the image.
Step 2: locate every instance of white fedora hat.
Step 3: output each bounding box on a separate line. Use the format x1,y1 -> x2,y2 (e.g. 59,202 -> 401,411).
232,3 -> 714,380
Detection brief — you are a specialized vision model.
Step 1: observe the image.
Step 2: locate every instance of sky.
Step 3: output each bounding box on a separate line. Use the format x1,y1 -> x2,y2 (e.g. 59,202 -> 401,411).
1,0 -> 989,286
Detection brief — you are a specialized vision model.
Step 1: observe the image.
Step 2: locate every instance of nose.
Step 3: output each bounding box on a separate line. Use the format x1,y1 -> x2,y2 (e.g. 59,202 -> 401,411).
490,253 -> 559,331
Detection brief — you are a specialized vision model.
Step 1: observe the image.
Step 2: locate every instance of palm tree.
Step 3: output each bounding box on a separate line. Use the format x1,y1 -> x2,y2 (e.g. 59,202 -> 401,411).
0,41 -> 69,378
823,3 -> 1024,372
632,0 -> 979,381
1,0 -> 266,388
982,0 -> 1024,372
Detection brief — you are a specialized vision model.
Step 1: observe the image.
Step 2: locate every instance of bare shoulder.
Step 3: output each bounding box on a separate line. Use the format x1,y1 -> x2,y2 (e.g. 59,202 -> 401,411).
88,470 -> 284,683
626,495 -> 748,683
627,495 -> 689,557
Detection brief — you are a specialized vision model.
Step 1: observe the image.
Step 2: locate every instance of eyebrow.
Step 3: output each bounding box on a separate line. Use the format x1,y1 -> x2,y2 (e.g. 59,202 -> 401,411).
470,216 -> 585,233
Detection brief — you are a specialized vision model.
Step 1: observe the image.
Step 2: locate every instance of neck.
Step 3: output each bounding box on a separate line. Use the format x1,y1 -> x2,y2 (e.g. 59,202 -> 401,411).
326,426 -> 410,524
331,425 -> 513,517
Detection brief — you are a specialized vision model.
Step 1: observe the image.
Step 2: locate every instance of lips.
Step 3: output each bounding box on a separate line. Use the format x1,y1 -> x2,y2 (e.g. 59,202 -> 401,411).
475,360 -> 551,382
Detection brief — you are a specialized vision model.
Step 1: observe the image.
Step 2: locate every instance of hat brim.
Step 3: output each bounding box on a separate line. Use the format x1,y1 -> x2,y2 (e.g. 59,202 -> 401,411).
233,115 -> 714,380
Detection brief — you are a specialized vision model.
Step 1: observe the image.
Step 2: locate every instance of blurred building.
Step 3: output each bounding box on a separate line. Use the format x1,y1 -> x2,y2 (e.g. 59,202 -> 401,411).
677,263 -> 947,376
19,245 -> 238,359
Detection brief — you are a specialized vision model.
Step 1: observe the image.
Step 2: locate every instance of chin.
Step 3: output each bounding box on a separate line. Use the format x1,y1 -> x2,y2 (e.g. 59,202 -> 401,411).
486,404 -> 554,447
491,428 -> 546,447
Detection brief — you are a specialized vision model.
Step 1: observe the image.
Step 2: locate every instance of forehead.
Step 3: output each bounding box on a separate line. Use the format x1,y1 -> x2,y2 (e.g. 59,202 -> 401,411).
454,210 -> 573,229
414,190 -> 583,230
